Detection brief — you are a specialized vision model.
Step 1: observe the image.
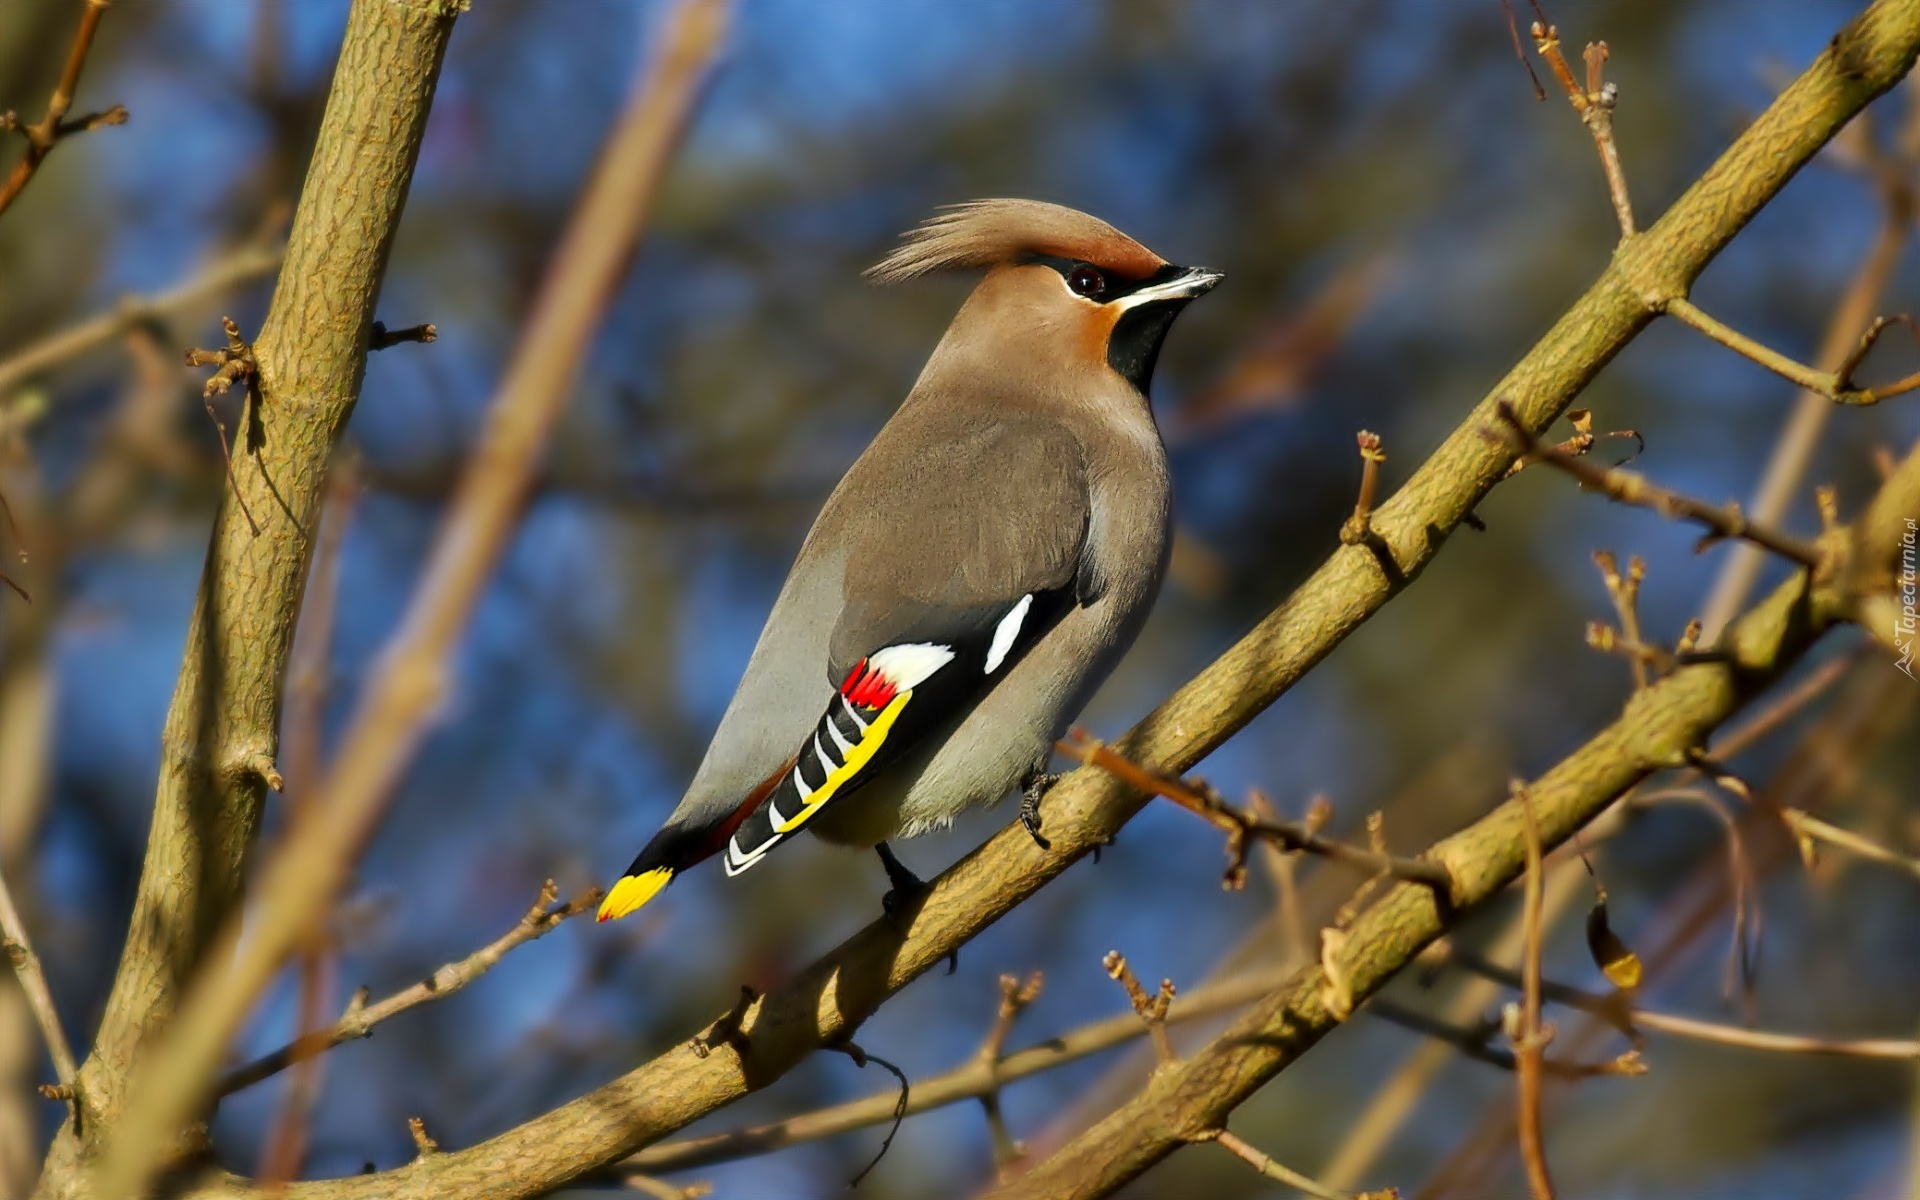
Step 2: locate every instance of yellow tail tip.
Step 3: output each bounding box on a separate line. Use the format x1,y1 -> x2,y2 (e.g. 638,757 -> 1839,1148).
597,868 -> 673,922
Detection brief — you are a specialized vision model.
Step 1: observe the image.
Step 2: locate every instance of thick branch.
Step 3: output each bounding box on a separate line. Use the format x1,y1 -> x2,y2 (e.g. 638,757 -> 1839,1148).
85,2 -> 725,1196
158,3 -> 1920,1197
35,1 -> 462,1194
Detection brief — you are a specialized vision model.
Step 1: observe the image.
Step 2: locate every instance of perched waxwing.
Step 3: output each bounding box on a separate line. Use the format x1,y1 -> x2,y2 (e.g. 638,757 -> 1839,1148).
599,199 -> 1222,922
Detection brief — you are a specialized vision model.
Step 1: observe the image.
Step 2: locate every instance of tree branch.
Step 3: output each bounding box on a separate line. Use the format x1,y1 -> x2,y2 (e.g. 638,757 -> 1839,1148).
1695,122 -> 1917,642
1531,18 -> 1635,239
1494,401 -> 1829,569
83,1 -> 726,1195
1664,297 -> 1920,407
0,242 -> 283,401
1433,945 -> 1920,1061
0,864 -> 74,1090
0,0 -> 126,219
218,880 -> 601,1097
40,7 -> 463,1189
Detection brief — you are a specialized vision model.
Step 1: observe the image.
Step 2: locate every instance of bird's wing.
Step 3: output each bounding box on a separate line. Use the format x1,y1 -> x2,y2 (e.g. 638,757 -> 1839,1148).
717,412 -> 1092,875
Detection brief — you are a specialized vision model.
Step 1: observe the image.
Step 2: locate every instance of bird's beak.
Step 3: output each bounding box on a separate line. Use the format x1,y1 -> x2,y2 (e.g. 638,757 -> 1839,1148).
1113,265 -> 1225,311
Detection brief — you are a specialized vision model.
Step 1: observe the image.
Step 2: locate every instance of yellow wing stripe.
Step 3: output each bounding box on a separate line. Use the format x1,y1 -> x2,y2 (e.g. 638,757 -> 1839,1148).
597,866 -> 673,922
773,691 -> 912,834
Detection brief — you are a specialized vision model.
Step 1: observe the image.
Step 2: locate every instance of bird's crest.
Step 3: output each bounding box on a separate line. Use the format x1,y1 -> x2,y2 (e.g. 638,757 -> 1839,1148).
865,199 -> 1166,285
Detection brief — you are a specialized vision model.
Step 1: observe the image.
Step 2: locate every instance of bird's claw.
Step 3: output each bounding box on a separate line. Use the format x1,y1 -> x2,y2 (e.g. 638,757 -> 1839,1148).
1019,770 -> 1060,850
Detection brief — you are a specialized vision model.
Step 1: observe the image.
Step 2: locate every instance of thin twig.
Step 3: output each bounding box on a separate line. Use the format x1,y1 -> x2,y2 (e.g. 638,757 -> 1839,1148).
407,1116 -> 439,1159
1630,1009 -> 1920,1059
622,1175 -> 712,1200
0,863 -> 76,1090
1493,401 -> 1827,569
1103,951 -> 1176,1066
1340,430 -> 1386,543
977,972 -> 1043,1175
1592,551 -> 1649,689
1203,1127 -> 1396,1200
1695,174 -> 1913,643
833,1041 -> 909,1187
1438,947 -> 1920,1060
1531,20 -> 1635,238
1781,807 -> 1920,880
185,316 -> 261,536
1250,790 -> 1315,967
368,321 -> 437,351
1510,780 -> 1558,1200
0,0 -> 126,219
1366,999 -> 1642,1080
1061,731 -> 1454,893
1501,407 -> 1643,479
0,242 -> 283,400
1665,297 -> 1920,407
217,880 -> 601,1096
1627,788 -> 1761,1001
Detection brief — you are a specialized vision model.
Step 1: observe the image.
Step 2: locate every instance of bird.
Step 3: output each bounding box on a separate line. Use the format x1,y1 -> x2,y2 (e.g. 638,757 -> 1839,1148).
598,198 -> 1221,923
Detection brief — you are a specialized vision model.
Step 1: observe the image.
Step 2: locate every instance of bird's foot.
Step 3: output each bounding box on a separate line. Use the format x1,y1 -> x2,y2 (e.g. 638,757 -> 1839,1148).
875,842 -> 957,973
1019,770 -> 1060,850
876,841 -> 926,918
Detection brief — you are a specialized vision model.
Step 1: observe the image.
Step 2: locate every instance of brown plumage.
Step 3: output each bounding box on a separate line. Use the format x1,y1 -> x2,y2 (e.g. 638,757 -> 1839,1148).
600,199 -> 1221,922
864,198 -> 1169,285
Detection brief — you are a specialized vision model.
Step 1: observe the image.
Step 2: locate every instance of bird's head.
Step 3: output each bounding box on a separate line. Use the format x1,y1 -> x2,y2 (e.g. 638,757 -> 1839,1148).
866,198 -> 1223,397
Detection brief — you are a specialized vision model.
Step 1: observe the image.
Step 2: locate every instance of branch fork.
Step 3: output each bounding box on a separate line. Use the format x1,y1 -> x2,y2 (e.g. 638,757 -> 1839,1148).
1198,1125 -> 1401,1200
0,0 -> 126,218
1665,298 -> 1920,407
216,879 -> 601,1096
1060,731 -> 1453,897
186,315 -> 263,535
1492,402 -> 1827,572
977,971 -> 1043,1174
1530,12 -> 1635,238
1102,951 -> 1176,1066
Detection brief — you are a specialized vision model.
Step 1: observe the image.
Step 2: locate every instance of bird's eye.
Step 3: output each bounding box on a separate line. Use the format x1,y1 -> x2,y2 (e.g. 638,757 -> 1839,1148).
1067,265 -> 1107,299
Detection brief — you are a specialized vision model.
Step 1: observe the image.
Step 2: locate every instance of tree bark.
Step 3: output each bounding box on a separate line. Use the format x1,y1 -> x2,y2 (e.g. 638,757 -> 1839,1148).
34,1 -> 459,1194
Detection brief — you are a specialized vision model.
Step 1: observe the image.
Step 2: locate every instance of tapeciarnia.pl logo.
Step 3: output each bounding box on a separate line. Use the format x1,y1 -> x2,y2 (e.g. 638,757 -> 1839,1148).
1897,518 -> 1917,680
